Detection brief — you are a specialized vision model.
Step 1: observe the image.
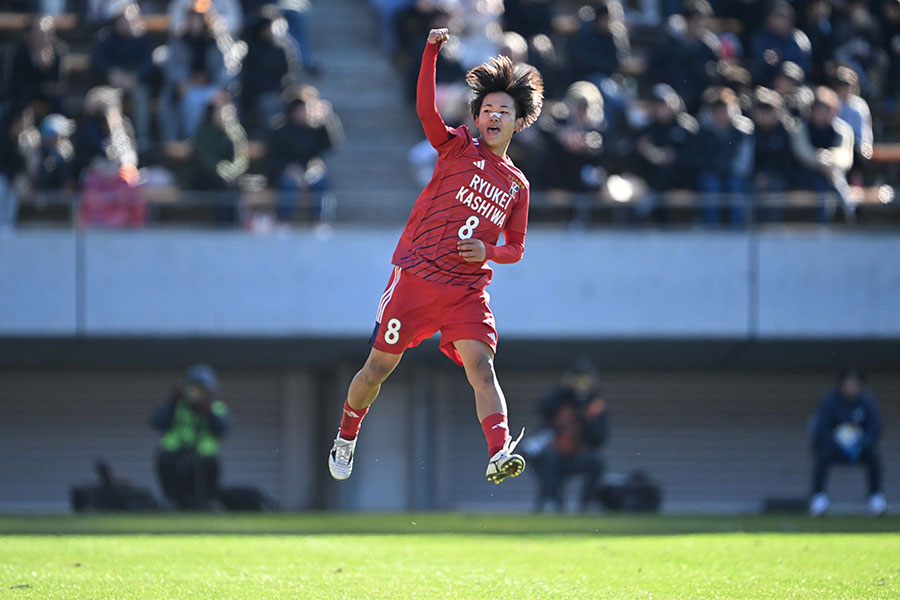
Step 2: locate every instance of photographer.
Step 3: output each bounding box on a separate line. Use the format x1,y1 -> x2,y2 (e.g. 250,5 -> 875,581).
526,360 -> 608,512
150,364 -> 231,509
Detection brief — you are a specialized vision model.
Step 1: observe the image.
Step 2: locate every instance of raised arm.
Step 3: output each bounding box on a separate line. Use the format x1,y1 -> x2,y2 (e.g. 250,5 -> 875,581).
417,28 -> 454,148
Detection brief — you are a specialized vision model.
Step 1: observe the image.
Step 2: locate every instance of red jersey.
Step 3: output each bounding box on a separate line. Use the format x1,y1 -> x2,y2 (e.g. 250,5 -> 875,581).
392,43 -> 529,290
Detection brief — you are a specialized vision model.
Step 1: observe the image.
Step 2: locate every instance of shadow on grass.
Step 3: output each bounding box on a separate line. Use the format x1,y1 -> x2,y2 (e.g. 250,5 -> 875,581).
1,513 -> 900,537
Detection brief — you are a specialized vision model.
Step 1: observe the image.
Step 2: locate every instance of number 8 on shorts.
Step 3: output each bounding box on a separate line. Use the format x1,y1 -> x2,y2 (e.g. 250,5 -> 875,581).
384,318 -> 402,345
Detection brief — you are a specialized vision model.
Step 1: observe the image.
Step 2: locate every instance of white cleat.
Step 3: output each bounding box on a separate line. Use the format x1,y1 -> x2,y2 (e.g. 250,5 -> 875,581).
868,493 -> 887,516
486,428 -> 526,485
328,432 -> 357,481
809,492 -> 829,517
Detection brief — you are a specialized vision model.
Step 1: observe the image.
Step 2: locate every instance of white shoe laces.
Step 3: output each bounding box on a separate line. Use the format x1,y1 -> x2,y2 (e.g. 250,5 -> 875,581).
333,438 -> 354,465
506,428 -> 525,455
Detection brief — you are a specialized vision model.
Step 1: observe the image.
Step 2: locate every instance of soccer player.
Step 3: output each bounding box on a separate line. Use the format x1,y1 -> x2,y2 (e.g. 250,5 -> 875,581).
328,28 -> 543,485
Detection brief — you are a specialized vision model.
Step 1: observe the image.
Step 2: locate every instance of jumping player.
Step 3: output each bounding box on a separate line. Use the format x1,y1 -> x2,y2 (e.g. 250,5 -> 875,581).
328,28 -> 543,485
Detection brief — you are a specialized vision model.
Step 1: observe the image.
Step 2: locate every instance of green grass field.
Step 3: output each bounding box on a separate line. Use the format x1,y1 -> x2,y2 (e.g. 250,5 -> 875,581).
2,513 -> 899,599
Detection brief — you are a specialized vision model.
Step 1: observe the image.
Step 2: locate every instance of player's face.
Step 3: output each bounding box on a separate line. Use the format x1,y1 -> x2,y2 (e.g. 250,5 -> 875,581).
475,92 -> 522,149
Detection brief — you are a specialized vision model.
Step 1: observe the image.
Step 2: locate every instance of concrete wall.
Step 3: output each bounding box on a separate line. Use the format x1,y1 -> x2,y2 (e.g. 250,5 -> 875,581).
3,228 -> 899,338
2,365 -> 897,513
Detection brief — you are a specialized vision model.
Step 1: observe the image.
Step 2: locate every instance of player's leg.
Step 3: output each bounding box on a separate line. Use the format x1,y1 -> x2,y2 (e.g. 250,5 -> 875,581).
861,448 -> 886,515
330,266 -> 437,481
453,339 -> 525,484
810,445 -> 838,516
573,452 -> 604,512
344,347 -> 403,427
454,338 -> 507,422
536,448 -> 565,512
329,348 -> 402,481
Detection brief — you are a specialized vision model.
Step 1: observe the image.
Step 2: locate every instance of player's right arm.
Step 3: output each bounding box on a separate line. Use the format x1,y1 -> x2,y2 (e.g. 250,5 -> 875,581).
417,28 -> 454,148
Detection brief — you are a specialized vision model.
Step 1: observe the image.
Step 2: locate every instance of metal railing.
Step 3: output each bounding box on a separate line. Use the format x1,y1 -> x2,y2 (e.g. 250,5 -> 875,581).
3,186 -> 899,231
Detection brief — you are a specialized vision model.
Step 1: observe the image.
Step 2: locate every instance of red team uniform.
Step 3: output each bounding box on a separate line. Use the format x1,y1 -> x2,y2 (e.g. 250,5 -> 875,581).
370,42 -> 530,365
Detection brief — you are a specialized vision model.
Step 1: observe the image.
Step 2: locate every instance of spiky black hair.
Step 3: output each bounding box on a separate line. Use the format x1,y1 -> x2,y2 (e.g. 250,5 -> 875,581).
466,56 -> 543,128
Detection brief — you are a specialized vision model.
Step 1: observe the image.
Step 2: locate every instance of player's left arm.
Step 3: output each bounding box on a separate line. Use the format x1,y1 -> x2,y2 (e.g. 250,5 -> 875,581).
458,187 -> 529,263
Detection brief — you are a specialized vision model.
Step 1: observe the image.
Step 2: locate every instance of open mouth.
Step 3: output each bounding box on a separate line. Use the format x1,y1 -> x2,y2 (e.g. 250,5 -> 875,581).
486,125 -> 501,134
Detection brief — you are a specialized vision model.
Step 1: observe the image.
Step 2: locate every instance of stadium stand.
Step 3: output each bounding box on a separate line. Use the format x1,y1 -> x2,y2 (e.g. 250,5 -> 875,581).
1,0 -> 900,228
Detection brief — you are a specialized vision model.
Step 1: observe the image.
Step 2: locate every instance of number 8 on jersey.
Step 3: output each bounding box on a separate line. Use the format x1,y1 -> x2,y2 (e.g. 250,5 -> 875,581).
458,216 -> 480,240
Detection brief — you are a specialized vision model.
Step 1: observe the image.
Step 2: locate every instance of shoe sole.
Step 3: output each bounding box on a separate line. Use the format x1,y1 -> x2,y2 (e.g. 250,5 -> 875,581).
328,453 -> 352,481
329,467 -> 350,481
487,455 -> 525,485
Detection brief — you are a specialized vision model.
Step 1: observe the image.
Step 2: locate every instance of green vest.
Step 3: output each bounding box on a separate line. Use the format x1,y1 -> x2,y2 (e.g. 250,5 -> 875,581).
159,400 -> 228,457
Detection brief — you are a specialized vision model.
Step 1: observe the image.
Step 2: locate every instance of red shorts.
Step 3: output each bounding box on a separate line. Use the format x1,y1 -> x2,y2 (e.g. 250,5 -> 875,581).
370,266 -> 498,366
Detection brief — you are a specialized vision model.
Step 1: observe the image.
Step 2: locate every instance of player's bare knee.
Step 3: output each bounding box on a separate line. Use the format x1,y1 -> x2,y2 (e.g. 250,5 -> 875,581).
362,355 -> 395,385
466,355 -> 496,392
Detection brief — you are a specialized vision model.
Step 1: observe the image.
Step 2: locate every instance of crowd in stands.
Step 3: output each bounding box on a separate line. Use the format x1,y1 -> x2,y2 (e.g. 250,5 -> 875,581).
0,0 -> 338,229
387,0 -> 899,226
2,0 -> 899,228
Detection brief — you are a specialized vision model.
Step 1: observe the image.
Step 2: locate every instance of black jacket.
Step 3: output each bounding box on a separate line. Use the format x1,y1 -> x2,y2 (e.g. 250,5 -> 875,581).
540,385 -> 608,452
812,389 -> 881,454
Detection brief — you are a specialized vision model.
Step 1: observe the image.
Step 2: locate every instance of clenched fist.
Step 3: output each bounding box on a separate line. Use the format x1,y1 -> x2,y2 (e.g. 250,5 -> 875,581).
427,28 -> 449,46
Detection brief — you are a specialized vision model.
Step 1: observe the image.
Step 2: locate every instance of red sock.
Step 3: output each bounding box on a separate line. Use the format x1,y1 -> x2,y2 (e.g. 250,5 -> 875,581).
481,412 -> 510,457
339,400 -> 369,441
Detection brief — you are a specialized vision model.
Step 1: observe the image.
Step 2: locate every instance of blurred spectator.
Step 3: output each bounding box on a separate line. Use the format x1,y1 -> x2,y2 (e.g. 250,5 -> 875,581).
711,0 -> 765,39
567,1 -> 630,85
832,0 -> 886,98
798,0 -> 836,84
284,1 -> 318,71
74,86 -> 147,227
393,0 -> 462,101
0,111 -> 29,230
646,0 -> 719,113
151,364 -> 231,510
73,86 -> 139,180
159,5 -> 239,142
634,84 -> 698,218
880,0 -> 900,105
523,360 -> 608,513
535,81 -> 605,193
85,0 -> 129,24
265,85 -> 342,222
695,86 -> 754,228
3,15 -> 68,119
750,86 -> 793,220
79,158 -> 145,228
188,93 -> 249,223
169,0 -> 244,36
498,30 -> 529,66
29,113 -> 77,194
790,86 -> 854,221
7,112 -> 74,222
90,3 -> 154,151
749,1 -> 812,87
527,33 -> 569,100
833,66 -> 873,186
503,0 -> 554,38
372,0 -> 417,54
772,61 -> 814,119
455,0 -> 504,70
240,5 -> 302,136
623,0 -> 662,28
394,0 -> 447,67
809,370 -> 886,517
